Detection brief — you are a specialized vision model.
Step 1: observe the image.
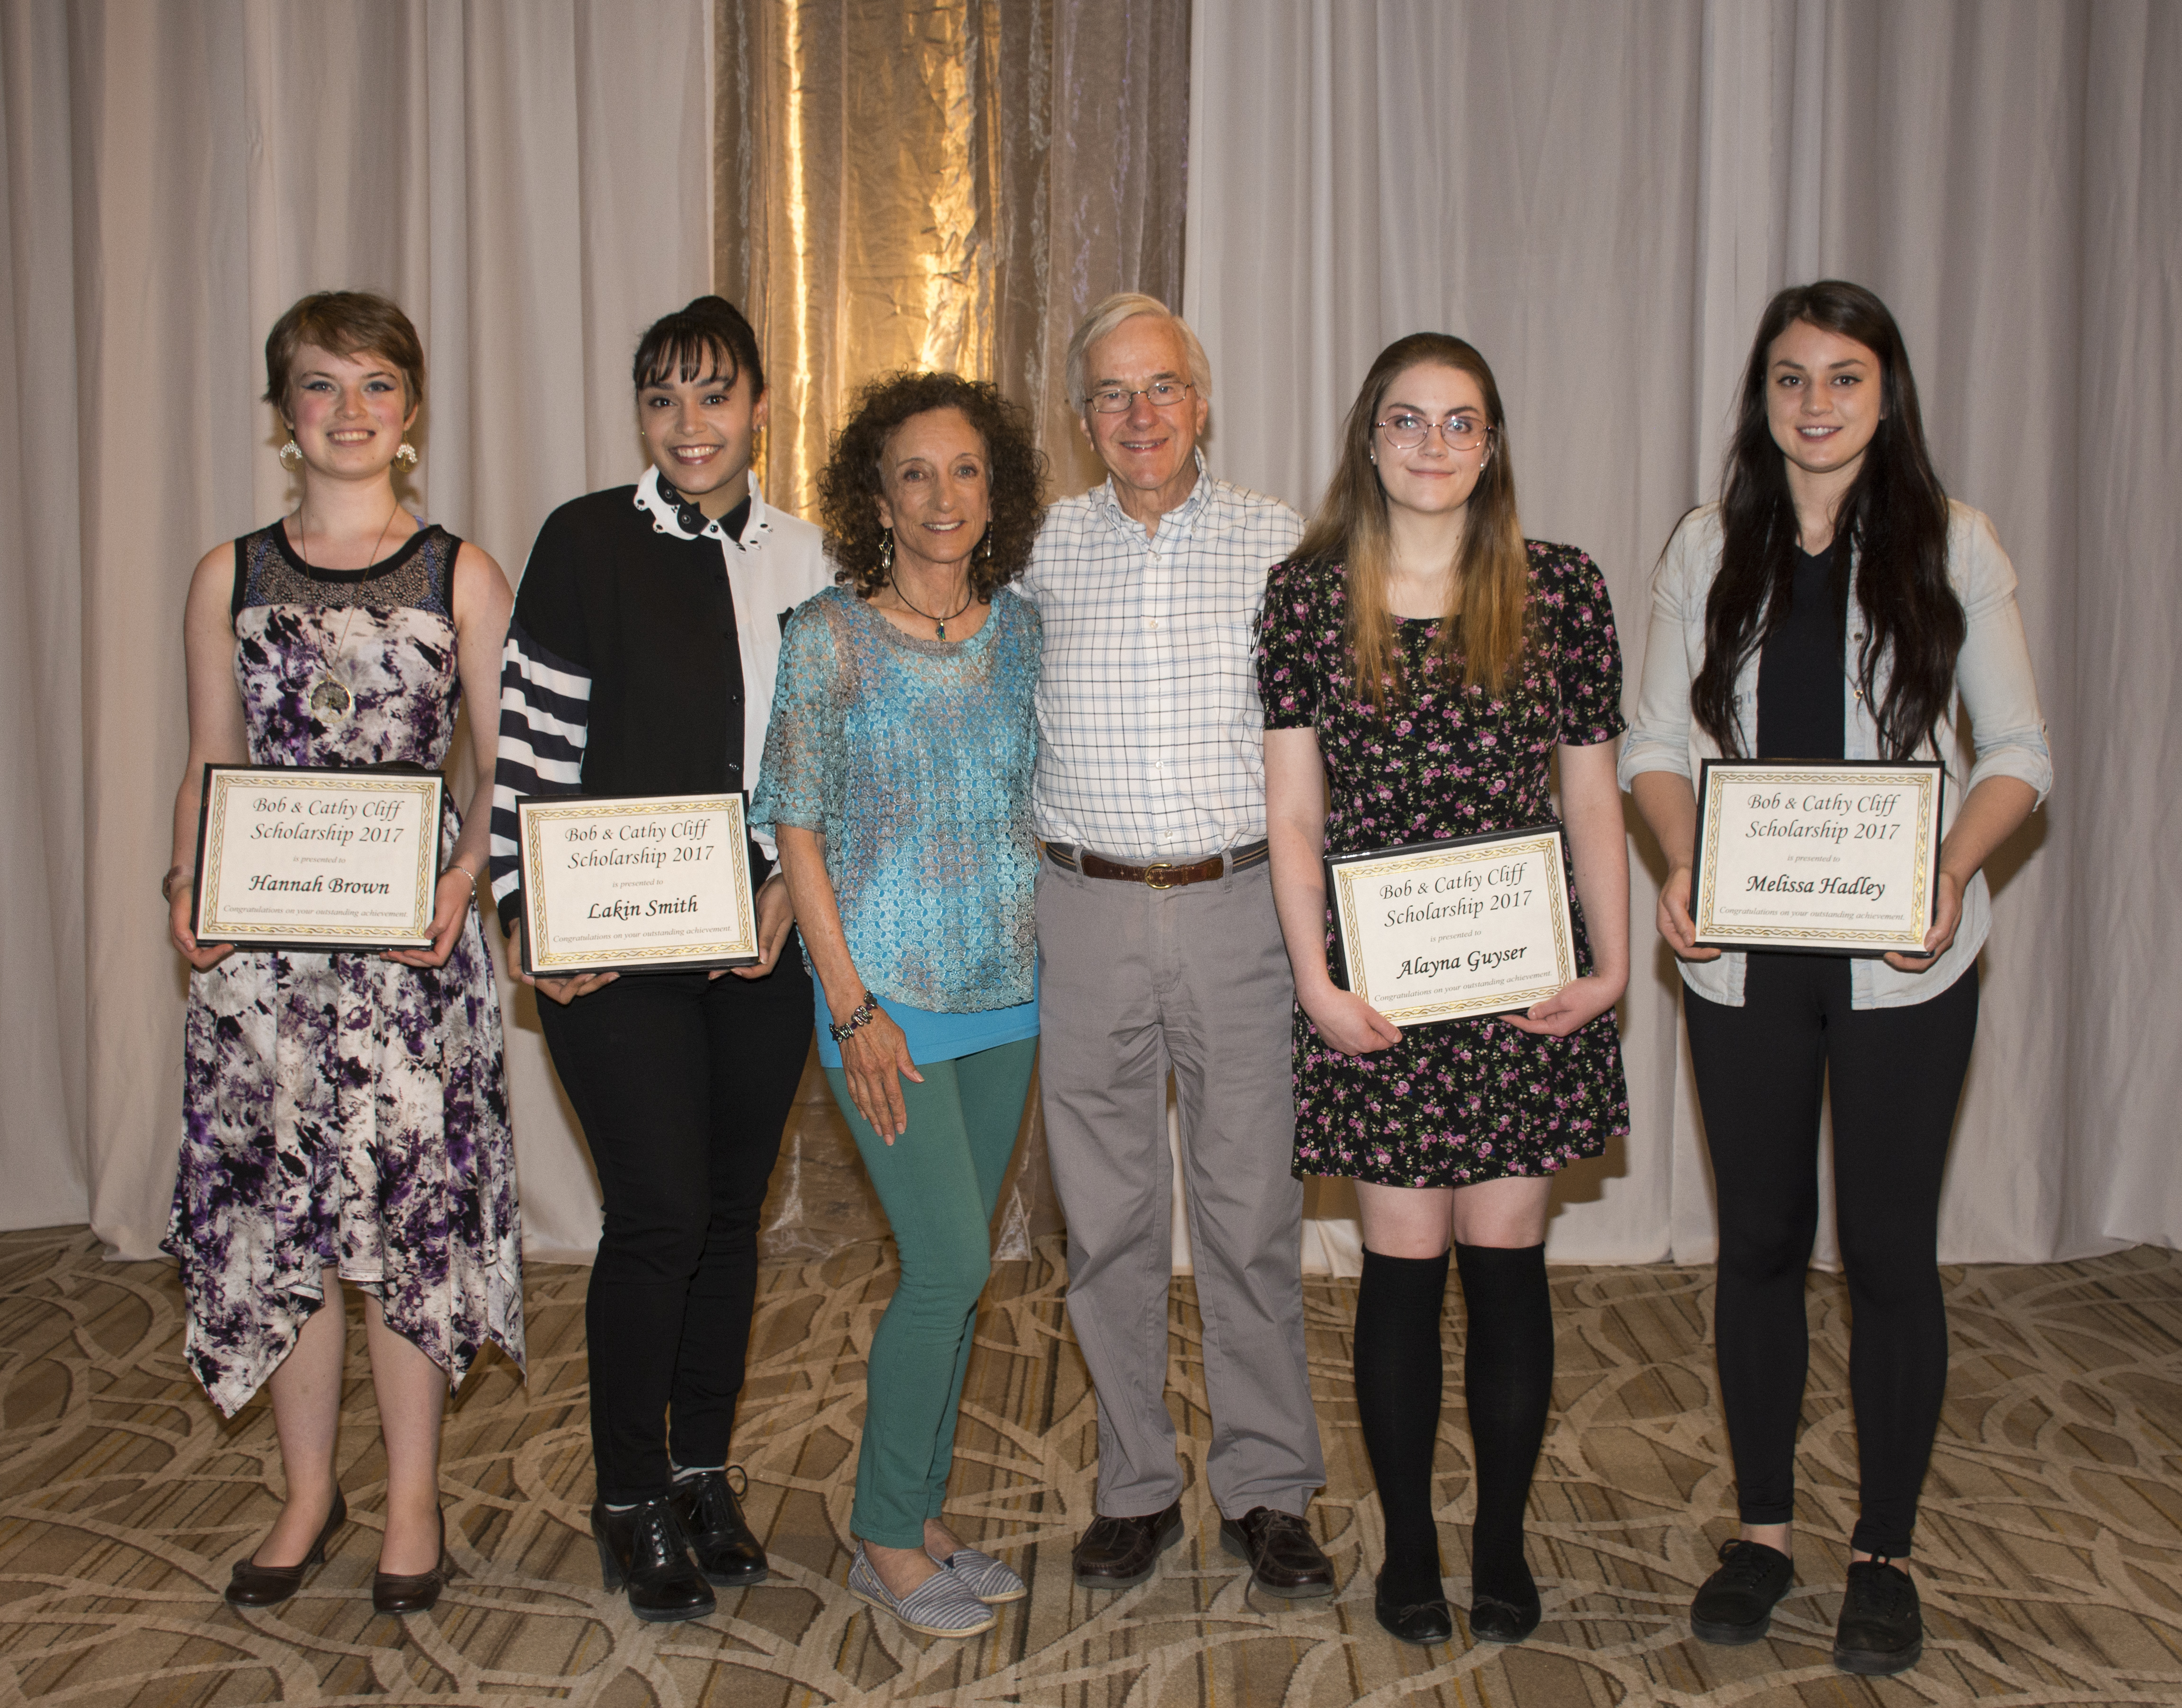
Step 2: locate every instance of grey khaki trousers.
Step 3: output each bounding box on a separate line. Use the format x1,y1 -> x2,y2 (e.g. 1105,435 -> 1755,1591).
1036,851 -> 1327,1520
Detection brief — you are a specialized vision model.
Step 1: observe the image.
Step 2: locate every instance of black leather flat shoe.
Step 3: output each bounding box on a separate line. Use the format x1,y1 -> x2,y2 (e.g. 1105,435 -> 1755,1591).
225,1489 -> 348,1608
591,1497 -> 714,1623
670,1467 -> 768,1588
1373,1564 -> 1455,1646
1469,1587 -> 1542,1644
373,1507 -> 455,1615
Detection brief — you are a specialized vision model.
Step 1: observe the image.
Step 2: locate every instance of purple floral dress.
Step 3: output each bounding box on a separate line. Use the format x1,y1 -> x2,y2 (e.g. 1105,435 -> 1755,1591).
1256,544 -> 1631,1186
165,522 -> 522,1416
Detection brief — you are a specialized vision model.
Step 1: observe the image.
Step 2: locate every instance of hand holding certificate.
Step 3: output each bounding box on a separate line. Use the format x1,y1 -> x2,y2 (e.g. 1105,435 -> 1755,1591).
517,793 -> 760,976
1325,825 -> 1579,1028
1690,760 -> 1943,954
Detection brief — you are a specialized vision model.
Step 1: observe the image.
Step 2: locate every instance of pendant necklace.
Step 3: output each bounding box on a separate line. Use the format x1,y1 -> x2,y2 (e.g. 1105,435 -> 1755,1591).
890,576 -> 975,640
298,497 -> 401,717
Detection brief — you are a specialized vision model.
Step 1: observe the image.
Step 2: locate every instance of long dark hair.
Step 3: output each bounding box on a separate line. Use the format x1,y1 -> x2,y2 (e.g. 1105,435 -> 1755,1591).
1693,281 -> 1961,758
1295,332 -> 1530,706
817,371 -> 1046,601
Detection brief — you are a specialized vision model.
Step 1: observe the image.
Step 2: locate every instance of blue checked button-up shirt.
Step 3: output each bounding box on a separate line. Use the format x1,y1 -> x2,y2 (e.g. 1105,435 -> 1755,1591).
1018,458 -> 1304,862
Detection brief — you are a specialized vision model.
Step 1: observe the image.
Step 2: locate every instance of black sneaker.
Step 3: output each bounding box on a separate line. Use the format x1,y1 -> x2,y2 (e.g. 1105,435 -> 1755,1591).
1833,1557 -> 1922,1676
1690,1538 -> 1794,1645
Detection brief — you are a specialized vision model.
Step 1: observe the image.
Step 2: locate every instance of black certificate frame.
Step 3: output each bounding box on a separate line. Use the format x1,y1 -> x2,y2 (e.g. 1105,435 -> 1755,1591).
190,762 -> 445,953
1690,757 -> 1945,957
517,791 -> 761,978
1324,820 -> 1577,1026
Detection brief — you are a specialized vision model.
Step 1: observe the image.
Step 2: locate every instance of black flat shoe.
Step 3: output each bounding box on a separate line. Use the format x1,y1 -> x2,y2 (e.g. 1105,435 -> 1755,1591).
225,1489 -> 348,1608
1691,1538 -> 1794,1645
1373,1564 -> 1455,1646
670,1467 -> 768,1588
1468,1587 -> 1542,1644
591,1497 -> 715,1623
373,1507 -> 455,1615
1833,1557 -> 1922,1676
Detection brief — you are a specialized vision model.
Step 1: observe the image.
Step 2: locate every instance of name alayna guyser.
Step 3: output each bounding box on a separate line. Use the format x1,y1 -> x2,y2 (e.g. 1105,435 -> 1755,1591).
1398,945 -> 1529,979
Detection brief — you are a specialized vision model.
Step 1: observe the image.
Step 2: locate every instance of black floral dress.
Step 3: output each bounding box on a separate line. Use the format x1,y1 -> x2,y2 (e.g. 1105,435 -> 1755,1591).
1256,544 -> 1631,1187
164,522 -> 523,1415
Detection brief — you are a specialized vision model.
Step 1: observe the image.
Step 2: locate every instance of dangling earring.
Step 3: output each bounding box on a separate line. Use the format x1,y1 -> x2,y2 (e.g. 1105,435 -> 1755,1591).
879,531 -> 895,574
980,527 -> 993,561
395,442 -> 419,468
279,440 -> 302,467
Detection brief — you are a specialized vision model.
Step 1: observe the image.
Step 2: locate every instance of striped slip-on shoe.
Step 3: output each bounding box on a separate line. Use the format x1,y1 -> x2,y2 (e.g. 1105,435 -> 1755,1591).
847,1546 -> 998,1637
935,1546 -> 1027,1604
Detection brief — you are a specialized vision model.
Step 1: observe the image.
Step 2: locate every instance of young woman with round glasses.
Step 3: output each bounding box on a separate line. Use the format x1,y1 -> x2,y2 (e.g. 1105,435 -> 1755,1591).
1260,331 -> 1631,1650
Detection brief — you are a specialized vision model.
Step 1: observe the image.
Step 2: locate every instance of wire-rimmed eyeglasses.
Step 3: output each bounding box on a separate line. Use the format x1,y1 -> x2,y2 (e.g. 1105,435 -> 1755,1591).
1374,411 -> 1490,452
1086,379 -> 1196,414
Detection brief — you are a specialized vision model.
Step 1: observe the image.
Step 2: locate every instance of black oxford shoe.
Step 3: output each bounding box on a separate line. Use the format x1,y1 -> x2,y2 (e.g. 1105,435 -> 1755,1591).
591,1497 -> 715,1623
670,1467 -> 769,1588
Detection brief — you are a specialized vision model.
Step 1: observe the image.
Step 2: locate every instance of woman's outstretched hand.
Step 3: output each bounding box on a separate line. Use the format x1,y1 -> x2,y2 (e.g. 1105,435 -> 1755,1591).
1884,868 -> 1964,971
385,868 -> 478,969
169,884 -> 234,971
727,872 -> 797,980
1505,972 -> 1623,1038
1298,983 -> 1403,1057
1657,864 -> 1722,962
840,1005 -> 922,1141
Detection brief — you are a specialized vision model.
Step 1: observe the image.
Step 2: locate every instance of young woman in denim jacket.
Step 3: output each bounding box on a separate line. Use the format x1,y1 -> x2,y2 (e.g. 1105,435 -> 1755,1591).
1622,281 -> 2050,1679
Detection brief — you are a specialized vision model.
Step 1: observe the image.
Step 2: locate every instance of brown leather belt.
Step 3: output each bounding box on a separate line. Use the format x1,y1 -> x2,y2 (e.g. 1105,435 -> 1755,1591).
1044,840 -> 1268,890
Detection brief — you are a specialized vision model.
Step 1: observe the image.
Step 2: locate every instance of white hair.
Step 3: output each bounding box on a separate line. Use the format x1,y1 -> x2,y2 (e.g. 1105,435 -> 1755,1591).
1064,293 -> 1213,409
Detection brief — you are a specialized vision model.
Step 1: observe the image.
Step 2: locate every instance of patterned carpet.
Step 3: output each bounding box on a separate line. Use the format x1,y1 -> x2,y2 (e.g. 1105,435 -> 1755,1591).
2,1226 -> 2180,1707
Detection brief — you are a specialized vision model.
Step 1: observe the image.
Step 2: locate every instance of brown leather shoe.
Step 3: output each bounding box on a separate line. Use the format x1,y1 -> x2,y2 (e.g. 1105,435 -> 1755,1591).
1218,1506 -> 1335,1598
1071,1500 -> 1183,1589
225,1488 -> 348,1608
372,1507 -> 456,1616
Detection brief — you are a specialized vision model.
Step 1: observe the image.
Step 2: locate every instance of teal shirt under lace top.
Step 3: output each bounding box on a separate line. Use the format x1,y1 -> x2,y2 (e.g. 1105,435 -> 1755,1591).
753,585 -> 1041,1047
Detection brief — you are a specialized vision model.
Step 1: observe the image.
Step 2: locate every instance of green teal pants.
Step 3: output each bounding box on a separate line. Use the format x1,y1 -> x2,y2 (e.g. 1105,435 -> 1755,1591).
825,1036 -> 1037,1548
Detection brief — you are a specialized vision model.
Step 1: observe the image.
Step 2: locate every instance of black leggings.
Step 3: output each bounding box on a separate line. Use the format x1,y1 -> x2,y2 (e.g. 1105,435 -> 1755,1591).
1684,952 -> 1977,1558
539,955 -> 813,1505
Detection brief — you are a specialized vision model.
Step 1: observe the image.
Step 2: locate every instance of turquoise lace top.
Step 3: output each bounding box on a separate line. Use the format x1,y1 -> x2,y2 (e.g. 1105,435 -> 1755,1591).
753,585 -> 1041,1028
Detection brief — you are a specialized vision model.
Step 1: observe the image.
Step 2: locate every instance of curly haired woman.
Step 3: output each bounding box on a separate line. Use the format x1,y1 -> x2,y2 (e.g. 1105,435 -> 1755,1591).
753,371 -> 1047,1639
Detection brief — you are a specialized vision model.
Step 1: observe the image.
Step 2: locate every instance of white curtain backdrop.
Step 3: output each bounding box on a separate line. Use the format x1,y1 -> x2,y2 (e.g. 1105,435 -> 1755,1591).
1185,0 -> 2182,1267
0,0 -> 712,1260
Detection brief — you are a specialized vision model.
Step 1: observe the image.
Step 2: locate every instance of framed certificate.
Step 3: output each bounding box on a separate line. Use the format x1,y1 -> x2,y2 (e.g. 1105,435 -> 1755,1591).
192,764 -> 445,952
1325,824 -> 1578,1026
517,792 -> 759,977
1690,759 -> 1944,955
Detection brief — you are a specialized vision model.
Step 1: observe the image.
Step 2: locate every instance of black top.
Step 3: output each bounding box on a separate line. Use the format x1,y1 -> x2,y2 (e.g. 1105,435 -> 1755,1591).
1755,544 -> 1847,760
508,488 -> 751,797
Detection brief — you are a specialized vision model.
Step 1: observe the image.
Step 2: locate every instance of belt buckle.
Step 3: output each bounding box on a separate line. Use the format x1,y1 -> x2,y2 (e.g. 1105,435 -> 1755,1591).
1142,860 -> 1176,890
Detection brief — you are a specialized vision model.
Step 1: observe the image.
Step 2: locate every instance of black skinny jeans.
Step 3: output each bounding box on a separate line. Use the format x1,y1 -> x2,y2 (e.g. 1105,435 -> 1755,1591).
539,953 -> 813,1505
1684,952 -> 1977,1558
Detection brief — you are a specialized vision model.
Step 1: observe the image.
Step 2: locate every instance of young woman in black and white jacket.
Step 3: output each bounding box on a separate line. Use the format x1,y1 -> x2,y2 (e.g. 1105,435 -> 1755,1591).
489,296 -> 831,1622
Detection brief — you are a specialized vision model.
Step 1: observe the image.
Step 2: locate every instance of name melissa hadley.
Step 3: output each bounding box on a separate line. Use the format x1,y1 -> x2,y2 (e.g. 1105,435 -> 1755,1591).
1745,872 -> 1887,899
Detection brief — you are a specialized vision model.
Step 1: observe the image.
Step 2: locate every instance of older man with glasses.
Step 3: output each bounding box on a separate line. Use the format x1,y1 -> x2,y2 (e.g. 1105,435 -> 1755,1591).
1015,293 -> 1332,1599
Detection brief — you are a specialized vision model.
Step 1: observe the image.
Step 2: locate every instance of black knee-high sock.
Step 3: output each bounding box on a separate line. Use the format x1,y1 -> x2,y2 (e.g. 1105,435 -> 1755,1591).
1456,1241 -> 1552,1606
1354,1248 -> 1451,1596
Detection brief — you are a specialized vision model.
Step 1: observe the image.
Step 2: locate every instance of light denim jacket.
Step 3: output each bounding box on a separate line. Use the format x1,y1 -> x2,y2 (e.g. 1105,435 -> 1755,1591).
1619,500 -> 2052,1008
